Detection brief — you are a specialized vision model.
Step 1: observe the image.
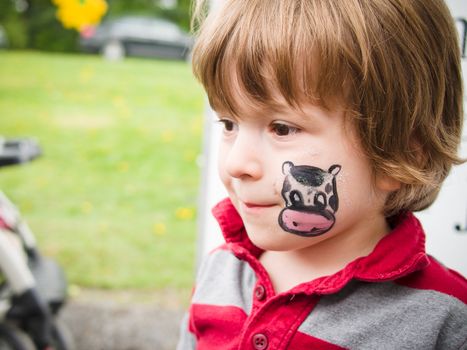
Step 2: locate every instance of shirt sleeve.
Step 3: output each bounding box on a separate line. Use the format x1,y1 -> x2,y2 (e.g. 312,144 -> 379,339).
176,247 -> 229,349
176,311 -> 197,350
435,301 -> 467,350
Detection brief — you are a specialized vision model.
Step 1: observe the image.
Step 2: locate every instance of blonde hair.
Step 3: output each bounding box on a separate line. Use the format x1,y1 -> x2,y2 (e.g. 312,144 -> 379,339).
191,0 -> 464,216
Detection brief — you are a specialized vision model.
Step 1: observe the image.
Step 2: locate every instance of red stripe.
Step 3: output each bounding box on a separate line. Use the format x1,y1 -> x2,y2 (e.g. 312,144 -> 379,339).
289,331 -> 347,349
190,303 -> 247,350
396,256 -> 467,303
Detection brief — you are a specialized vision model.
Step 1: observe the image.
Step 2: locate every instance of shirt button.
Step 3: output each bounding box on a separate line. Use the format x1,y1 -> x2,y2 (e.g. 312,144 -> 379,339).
252,333 -> 268,350
254,284 -> 266,301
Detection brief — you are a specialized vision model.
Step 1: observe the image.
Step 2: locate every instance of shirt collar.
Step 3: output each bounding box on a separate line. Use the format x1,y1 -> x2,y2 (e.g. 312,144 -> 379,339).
212,197 -> 430,294
212,197 -> 264,257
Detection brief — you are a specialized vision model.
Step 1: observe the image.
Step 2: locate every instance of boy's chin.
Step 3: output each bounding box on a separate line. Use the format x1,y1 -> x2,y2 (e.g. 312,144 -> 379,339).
246,225 -> 327,252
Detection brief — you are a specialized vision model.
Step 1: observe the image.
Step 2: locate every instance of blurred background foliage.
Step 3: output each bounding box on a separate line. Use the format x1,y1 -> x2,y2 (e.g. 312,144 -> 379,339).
0,51 -> 204,291
0,0 -> 192,51
0,0 -> 203,294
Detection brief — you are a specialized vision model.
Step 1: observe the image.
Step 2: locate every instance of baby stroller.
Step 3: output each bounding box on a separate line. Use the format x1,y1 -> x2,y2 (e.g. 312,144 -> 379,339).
0,138 -> 73,350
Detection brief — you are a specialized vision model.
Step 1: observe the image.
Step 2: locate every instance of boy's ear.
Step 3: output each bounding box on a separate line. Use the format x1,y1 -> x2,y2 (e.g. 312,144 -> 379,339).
375,174 -> 401,192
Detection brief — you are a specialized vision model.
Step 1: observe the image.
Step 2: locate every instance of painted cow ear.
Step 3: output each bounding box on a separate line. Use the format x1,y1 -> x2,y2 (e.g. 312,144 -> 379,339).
282,161 -> 294,175
328,164 -> 341,176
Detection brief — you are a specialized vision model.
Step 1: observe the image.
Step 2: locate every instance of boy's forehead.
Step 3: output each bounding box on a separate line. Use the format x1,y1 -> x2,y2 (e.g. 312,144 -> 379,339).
195,1 -> 353,120
210,65 -> 311,116
206,44 -> 351,116
210,67 -> 346,120
211,74 -> 297,117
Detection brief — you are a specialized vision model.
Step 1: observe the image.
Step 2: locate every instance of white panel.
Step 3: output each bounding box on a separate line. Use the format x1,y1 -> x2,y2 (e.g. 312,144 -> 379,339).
197,108 -> 226,261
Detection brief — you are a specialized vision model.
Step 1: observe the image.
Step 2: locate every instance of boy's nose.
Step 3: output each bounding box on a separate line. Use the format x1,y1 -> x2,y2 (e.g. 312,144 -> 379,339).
224,132 -> 263,180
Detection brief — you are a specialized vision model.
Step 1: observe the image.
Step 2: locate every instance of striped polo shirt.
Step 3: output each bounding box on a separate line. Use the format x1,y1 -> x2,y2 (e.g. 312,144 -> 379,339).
177,198 -> 467,350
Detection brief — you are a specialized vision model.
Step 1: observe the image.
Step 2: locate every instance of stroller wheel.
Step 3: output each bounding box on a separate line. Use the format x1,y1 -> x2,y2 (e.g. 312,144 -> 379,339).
48,319 -> 74,350
0,323 -> 35,350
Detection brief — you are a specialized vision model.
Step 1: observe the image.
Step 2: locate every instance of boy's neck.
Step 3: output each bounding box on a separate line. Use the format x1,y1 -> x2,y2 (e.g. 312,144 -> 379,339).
260,215 -> 390,294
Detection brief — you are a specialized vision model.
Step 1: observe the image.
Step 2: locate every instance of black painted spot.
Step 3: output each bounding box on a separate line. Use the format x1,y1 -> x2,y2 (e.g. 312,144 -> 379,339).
282,178 -> 292,193
290,165 -> 324,187
329,194 -> 338,212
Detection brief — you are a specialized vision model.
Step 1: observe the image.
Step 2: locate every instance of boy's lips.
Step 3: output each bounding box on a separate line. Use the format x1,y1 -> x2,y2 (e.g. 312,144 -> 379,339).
239,201 -> 277,213
243,202 -> 274,208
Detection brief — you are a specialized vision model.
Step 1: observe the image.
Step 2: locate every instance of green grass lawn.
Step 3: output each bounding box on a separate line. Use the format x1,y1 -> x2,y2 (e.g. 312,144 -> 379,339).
0,51 -> 205,291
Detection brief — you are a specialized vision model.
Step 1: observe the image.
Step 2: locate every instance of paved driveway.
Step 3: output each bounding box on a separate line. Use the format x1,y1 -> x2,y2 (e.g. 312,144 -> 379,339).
60,289 -> 186,350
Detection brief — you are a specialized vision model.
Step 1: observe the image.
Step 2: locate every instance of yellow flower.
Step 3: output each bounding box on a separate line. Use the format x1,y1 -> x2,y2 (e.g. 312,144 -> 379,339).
99,222 -> 109,232
81,201 -> 93,214
161,130 -> 174,144
175,207 -> 195,221
183,150 -> 197,162
112,95 -> 126,108
79,66 -> 94,84
153,222 -> 167,236
52,0 -> 108,32
117,161 -> 129,172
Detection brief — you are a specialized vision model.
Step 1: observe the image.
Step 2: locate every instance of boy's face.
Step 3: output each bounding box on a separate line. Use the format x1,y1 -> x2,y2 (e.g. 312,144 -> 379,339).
216,100 -> 394,252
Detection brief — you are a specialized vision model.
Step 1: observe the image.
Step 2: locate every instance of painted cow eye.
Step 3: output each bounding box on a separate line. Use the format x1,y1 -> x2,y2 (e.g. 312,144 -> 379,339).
270,122 -> 299,136
290,190 -> 303,206
314,192 -> 327,210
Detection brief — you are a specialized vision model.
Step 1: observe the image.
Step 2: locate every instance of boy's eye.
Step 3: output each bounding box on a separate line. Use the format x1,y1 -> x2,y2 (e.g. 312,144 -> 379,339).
270,122 -> 299,136
218,119 -> 237,132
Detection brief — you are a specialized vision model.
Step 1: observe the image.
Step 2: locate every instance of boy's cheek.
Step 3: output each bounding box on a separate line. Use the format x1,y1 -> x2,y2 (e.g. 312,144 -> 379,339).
273,176 -> 284,197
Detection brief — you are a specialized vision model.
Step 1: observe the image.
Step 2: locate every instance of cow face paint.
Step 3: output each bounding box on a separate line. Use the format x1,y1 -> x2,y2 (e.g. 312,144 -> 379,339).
278,161 -> 341,237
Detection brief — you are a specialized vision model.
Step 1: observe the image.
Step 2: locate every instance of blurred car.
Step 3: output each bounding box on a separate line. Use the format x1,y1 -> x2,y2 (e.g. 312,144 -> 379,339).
0,25 -> 8,49
79,16 -> 193,60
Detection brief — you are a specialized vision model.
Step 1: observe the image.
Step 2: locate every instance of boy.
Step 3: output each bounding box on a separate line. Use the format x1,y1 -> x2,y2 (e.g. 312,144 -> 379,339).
178,0 -> 467,348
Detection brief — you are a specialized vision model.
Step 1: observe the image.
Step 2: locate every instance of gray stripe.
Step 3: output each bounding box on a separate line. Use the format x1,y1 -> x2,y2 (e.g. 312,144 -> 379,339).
299,281 -> 467,349
192,249 -> 256,313
176,313 -> 196,350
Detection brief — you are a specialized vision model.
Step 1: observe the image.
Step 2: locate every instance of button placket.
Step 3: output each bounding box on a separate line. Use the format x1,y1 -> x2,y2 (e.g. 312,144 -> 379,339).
254,284 -> 266,301
252,333 -> 268,350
